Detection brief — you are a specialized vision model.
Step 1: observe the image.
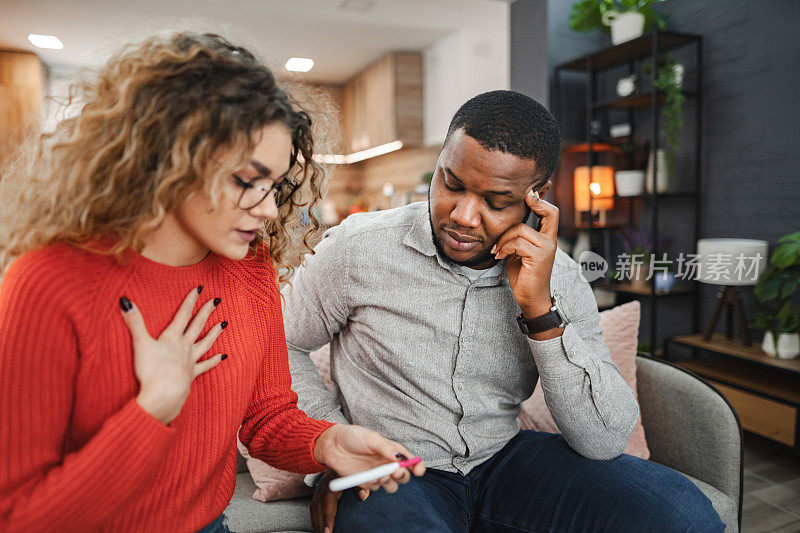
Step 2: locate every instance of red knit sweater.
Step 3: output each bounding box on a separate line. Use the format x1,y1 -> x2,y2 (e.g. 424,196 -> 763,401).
0,242 -> 334,532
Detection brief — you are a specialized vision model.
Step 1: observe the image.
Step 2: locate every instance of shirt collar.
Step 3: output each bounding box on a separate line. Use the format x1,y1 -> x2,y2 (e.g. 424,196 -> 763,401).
402,203 -> 437,257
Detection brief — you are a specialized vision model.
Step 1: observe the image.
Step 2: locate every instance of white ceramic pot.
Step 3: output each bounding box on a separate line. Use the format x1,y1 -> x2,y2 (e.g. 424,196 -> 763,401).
646,149 -> 669,193
615,170 -> 645,196
602,11 -> 645,45
762,331 -> 800,359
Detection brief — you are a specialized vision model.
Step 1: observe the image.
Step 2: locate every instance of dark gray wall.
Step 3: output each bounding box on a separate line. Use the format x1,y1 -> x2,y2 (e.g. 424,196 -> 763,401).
509,0 -> 549,105
510,0 -> 800,352
662,0 -> 800,353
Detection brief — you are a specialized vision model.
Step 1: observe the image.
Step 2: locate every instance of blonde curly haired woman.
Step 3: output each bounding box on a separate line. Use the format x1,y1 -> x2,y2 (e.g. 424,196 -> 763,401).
0,33 -> 424,532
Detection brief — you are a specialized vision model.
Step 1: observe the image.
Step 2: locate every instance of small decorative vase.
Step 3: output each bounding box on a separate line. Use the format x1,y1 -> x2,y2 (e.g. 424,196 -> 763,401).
615,170 -> 645,197
630,263 -> 650,290
602,11 -> 645,45
762,332 -> 800,359
646,149 -> 669,194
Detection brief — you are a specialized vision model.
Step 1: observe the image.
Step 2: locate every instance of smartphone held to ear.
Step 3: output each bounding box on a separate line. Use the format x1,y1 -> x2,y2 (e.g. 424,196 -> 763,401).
526,211 -> 541,232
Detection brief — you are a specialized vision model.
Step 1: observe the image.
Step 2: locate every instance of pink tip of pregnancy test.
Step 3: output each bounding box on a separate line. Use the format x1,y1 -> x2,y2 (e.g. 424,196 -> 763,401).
397,456 -> 422,468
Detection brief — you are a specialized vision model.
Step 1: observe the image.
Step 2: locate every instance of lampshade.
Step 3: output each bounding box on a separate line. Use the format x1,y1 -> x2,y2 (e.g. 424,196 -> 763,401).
574,166 -> 615,212
696,238 -> 769,286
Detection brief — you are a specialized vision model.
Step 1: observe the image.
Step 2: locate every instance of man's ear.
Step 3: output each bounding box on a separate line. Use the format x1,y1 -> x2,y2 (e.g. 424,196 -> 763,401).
537,180 -> 553,199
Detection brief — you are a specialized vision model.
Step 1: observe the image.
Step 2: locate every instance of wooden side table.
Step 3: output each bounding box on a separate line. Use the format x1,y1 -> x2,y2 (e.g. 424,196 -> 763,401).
665,333 -> 800,449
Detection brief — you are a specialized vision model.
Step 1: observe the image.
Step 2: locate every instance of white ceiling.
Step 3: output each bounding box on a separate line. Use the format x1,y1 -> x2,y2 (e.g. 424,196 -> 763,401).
0,0 -> 511,84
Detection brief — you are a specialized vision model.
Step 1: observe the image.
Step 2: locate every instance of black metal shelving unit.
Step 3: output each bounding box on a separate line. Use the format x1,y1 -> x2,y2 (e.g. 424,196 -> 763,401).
553,30 -> 703,355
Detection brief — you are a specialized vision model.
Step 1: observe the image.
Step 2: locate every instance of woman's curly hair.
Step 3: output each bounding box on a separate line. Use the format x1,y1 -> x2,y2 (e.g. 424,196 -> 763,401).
0,32 -> 329,283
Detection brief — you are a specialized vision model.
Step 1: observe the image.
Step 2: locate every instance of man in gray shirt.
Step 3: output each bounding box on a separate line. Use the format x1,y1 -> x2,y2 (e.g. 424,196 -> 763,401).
284,91 -> 723,532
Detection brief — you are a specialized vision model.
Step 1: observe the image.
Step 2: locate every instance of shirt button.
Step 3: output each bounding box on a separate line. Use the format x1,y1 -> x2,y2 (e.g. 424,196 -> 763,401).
456,381 -> 464,391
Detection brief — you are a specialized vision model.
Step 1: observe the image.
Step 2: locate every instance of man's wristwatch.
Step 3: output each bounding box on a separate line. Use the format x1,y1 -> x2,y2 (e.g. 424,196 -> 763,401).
516,295 -> 568,335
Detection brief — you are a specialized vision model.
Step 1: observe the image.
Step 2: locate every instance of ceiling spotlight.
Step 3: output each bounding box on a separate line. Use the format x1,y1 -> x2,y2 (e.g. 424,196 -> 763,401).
27,34 -> 63,50
285,57 -> 314,72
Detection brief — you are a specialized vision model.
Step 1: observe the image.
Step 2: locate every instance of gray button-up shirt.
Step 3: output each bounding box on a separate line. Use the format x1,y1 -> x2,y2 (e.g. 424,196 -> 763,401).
284,202 -> 638,475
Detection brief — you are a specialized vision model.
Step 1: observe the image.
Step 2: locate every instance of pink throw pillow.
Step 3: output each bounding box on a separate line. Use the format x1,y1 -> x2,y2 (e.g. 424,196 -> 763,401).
238,344 -> 334,501
236,438 -> 311,502
518,300 -> 650,460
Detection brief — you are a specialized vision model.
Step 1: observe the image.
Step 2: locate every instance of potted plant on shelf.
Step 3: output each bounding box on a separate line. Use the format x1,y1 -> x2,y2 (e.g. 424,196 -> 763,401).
643,57 -> 685,180
569,0 -> 666,45
753,230 -> 800,359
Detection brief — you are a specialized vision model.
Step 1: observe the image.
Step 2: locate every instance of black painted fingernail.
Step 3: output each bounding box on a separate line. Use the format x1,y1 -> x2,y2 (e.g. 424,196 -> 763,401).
221,354 -> 228,361
119,296 -> 133,312
221,321 -> 228,330
213,297 -> 222,307
197,285 -> 203,294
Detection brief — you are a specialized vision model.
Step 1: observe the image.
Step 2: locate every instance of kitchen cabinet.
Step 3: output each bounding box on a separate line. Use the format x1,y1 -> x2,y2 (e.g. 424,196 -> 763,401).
341,52 -> 422,153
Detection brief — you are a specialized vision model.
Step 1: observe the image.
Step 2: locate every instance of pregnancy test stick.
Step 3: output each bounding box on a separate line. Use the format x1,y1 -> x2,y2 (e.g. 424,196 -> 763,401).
329,456 -> 422,492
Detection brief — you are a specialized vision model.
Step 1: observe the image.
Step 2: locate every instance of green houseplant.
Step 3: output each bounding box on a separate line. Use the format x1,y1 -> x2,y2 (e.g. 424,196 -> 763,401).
569,0 -> 665,35
643,57 -> 684,175
753,230 -> 800,358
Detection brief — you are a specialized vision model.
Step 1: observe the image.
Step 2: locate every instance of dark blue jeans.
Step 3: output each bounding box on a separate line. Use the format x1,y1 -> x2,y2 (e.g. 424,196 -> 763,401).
330,431 -> 724,532
198,513 -> 232,533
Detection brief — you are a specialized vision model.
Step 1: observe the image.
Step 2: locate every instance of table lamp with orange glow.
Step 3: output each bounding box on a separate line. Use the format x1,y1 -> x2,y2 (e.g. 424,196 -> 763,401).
574,165 -> 615,226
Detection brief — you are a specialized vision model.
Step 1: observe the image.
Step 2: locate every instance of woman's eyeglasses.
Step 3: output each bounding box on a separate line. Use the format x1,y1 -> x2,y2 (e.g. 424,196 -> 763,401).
223,148 -> 300,211
233,174 -> 299,210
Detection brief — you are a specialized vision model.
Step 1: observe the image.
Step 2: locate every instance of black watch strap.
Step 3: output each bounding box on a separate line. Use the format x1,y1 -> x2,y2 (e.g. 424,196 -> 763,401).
516,297 -> 565,335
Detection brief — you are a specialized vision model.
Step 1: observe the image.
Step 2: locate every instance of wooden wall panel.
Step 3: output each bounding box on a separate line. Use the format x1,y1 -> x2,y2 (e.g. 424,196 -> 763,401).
0,50 -> 42,165
393,52 -> 423,147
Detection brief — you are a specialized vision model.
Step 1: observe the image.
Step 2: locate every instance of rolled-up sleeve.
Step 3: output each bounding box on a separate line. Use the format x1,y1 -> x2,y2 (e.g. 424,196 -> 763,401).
527,256 -> 638,460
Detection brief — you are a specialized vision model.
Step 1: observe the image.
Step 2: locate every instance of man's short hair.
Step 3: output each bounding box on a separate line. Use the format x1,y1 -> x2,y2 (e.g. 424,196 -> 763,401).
444,90 -> 561,185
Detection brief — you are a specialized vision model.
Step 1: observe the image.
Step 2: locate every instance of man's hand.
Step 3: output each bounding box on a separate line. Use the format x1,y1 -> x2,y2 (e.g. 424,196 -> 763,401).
311,470 -> 370,533
492,185 -> 563,339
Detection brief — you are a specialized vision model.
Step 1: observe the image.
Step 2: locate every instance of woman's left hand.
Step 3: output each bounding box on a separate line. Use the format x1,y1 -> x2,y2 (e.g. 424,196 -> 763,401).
313,424 -> 426,493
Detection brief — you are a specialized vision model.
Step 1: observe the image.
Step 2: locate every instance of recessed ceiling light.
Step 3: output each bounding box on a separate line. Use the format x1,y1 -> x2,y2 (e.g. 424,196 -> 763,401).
285,57 -> 314,72
27,34 -> 63,50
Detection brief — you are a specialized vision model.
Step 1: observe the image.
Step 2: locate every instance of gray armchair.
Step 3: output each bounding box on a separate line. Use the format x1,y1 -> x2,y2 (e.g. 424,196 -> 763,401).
636,354 -> 743,532
226,354 -> 743,532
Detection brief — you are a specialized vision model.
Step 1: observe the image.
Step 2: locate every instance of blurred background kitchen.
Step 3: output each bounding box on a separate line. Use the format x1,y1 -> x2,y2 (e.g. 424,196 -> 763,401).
0,0 -> 512,226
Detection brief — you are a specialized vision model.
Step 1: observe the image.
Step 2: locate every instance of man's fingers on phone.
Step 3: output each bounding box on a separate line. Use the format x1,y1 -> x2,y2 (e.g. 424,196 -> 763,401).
525,191 -> 559,242
496,236 -> 541,262
492,224 -> 553,256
